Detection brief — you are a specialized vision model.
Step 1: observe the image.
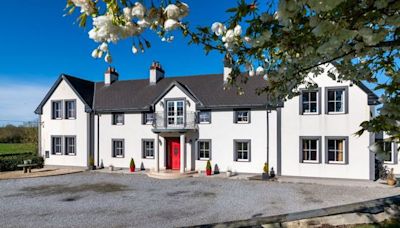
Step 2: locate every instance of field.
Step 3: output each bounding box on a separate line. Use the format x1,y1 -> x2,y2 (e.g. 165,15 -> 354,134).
0,143 -> 36,155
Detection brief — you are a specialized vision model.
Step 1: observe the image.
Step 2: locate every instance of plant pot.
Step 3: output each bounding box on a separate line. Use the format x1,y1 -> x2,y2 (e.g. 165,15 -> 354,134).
109,166 -> 114,171
387,178 -> 397,186
226,171 -> 232,177
89,165 -> 96,170
262,172 -> 269,180
130,166 -> 135,173
206,169 -> 212,176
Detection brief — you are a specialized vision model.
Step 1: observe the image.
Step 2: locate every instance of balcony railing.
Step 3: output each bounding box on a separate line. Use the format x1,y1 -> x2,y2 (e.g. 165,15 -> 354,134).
152,111 -> 197,131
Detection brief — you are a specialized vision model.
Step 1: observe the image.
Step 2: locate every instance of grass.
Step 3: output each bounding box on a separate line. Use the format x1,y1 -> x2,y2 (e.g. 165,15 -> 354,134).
0,143 -> 36,155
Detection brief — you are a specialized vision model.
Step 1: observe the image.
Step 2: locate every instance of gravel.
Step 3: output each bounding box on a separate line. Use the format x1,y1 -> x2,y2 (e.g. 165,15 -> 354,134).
0,172 -> 399,228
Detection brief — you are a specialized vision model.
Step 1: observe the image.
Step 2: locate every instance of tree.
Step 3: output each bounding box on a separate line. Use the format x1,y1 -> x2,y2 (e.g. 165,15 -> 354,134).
66,0 -> 400,144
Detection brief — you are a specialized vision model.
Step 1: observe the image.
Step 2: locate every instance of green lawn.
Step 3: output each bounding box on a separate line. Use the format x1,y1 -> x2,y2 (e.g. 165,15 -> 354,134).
0,143 -> 36,155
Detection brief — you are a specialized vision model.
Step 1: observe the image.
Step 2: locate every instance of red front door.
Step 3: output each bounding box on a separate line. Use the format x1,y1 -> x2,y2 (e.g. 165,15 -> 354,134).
168,139 -> 180,170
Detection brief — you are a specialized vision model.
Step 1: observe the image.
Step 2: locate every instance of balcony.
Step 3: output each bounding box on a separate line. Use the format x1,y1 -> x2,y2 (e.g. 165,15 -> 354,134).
152,111 -> 197,132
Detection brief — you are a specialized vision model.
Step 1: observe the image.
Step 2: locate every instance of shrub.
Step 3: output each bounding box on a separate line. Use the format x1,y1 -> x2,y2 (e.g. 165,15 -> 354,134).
206,160 -> 211,171
0,154 -> 44,172
130,158 -> 135,168
263,163 -> 269,173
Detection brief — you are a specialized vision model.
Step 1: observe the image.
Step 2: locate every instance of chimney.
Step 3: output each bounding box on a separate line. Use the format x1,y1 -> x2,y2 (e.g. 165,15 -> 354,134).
223,57 -> 233,84
149,61 -> 165,85
105,67 -> 119,86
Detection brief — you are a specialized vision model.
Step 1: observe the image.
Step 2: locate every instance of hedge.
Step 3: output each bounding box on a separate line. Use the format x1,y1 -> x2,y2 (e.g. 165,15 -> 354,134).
0,154 -> 44,172
0,152 -> 34,157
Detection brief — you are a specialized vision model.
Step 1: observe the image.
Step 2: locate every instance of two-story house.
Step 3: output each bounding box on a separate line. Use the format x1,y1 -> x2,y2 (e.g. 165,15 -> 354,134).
35,62 -> 382,180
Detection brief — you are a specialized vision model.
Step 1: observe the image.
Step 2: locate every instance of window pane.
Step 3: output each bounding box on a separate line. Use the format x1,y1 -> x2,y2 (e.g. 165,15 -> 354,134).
328,91 -> 335,100
310,103 -> 317,113
336,90 -> 343,101
302,92 -> 309,102
311,150 -> 317,160
328,140 -> 335,150
328,102 -> 335,112
303,103 -> 310,112
336,101 -> 343,112
310,92 -> 317,101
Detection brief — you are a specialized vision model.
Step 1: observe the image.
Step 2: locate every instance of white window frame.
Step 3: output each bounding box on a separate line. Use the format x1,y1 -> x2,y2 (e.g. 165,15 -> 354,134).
236,111 -> 249,124
144,113 -> 154,125
301,138 -> 320,163
198,140 -> 211,160
327,138 -> 346,164
112,113 -> 124,125
65,100 -> 76,119
52,101 -> 62,119
143,139 -> 154,159
302,91 -> 319,114
235,140 -> 250,162
327,89 -> 345,114
198,111 -> 211,124
52,136 -> 63,155
166,100 -> 185,127
112,139 -> 124,158
65,136 -> 76,156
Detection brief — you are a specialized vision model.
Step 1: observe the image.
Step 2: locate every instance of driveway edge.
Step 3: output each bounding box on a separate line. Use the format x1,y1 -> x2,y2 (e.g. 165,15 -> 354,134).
189,194 -> 400,228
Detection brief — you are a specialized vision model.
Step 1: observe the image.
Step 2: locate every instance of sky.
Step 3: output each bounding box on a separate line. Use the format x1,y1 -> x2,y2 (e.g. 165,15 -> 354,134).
0,0 -> 237,125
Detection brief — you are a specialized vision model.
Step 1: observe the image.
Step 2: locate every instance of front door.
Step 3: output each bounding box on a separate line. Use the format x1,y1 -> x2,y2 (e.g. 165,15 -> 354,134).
168,139 -> 180,170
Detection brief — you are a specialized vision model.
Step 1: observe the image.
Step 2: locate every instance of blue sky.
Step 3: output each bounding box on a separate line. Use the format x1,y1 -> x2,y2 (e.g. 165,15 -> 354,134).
0,0 -> 237,124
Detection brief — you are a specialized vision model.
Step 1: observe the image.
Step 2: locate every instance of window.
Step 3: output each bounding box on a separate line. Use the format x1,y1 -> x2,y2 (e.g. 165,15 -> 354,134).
301,90 -> 319,114
52,101 -> 62,119
326,88 -> 348,114
143,140 -> 154,158
382,141 -> 394,163
235,110 -> 250,123
326,138 -> 347,164
166,100 -> 185,126
65,100 -> 76,119
234,140 -> 250,162
51,136 -> 62,155
65,136 -> 76,155
198,111 -> 211,124
198,140 -> 211,160
112,139 -> 124,158
143,113 -> 154,125
112,113 -> 124,125
300,137 -> 320,163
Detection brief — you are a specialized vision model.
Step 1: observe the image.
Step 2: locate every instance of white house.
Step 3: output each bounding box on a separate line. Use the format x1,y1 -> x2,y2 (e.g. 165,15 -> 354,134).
35,62 -> 385,180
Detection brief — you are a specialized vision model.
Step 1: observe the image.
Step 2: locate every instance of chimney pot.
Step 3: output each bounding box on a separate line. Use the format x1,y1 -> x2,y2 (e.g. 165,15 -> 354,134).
150,61 -> 165,85
105,67 -> 119,86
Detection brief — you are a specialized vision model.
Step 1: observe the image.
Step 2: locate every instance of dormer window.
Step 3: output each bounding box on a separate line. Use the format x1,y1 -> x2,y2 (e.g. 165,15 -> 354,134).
143,113 -> 154,125
112,113 -> 124,125
52,101 -> 62,119
234,110 -> 250,124
198,111 -> 211,124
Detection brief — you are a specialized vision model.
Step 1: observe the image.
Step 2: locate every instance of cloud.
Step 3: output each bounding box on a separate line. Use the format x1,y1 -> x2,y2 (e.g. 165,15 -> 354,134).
0,80 -> 49,124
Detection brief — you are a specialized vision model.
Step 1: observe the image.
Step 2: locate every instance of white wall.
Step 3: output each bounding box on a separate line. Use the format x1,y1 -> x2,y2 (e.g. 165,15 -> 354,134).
40,79 -> 89,167
280,72 -> 374,179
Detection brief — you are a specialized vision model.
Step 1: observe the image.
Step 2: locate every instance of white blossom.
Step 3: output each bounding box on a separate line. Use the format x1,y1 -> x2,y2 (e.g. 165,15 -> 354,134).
71,0 -> 95,15
211,22 -> 226,36
244,36 -> 252,43
177,2 -> 189,18
164,19 -> 179,31
89,15 -> 121,43
164,4 -> 181,19
137,19 -> 150,28
223,29 -> 235,43
131,2 -> 146,19
132,45 -> 138,54
123,7 -> 132,20
91,49 -> 99,58
97,50 -> 103,58
99,42 -> 108,52
263,74 -> 268,80
249,70 -> 255,77
256,66 -> 264,76
105,53 -> 112,63
234,25 -> 242,36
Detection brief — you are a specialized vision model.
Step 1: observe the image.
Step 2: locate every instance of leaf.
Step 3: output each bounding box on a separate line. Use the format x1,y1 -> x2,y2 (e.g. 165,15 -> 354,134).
226,7 -> 238,13
78,13 -> 87,27
144,39 -> 151,48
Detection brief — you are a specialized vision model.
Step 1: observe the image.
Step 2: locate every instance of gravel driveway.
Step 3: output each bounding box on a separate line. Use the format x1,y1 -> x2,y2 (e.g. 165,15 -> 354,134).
0,172 -> 399,228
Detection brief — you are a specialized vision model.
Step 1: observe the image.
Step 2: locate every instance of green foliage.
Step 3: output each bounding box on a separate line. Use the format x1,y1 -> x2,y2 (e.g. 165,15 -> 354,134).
89,155 -> 95,166
0,154 -> 44,172
130,158 -> 135,168
0,143 -> 36,155
263,162 -> 268,173
206,160 -> 211,170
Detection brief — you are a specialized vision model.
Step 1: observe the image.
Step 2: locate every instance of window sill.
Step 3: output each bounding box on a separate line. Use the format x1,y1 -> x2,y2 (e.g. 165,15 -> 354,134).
327,112 -> 346,115
236,159 -> 250,162
301,112 -> 320,115
66,118 -> 76,120
199,122 -> 211,124
302,160 -> 320,164
327,161 -> 346,165
113,156 -> 124,158
66,154 -> 76,156
236,122 -> 250,124
384,161 -> 396,165
199,158 -> 210,161
144,156 -> 154,159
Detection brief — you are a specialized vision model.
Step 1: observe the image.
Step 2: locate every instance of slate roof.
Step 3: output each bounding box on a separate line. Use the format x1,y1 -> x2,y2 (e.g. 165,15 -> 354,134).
35,72 -> 379,114
94,74 -> 272,112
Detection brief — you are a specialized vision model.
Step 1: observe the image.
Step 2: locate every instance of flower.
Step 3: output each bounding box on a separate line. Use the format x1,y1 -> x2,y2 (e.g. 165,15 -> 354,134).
123,7 -> 132,20
97,50 -> 103,58
137,19 -> 150,28
99,42 -> 108,52
164,19 -> 179,31
105,53 -> 112,63
131,2 -> 146,19
91,49 -> 99,58
263,74 -> 268,80
132,45 -> 138,54
234,25 -> 242,36
256,66 -> 264,76
164,4 -> 180,19
244,36 -> 252,42
223,29 -> 235,43
249,70 -> 255,77
177,2 -> 189,18
71,0 -> 95,15
211,22 -> 226,36
89,15 -> 121,43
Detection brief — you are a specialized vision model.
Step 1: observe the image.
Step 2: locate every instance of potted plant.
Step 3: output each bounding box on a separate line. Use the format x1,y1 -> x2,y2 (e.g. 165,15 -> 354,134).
387,168 -> 397,186
89,155 -> 96,170
130,158 -> 135,172
206,160 -> 212,176
262,163 -> 269,180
